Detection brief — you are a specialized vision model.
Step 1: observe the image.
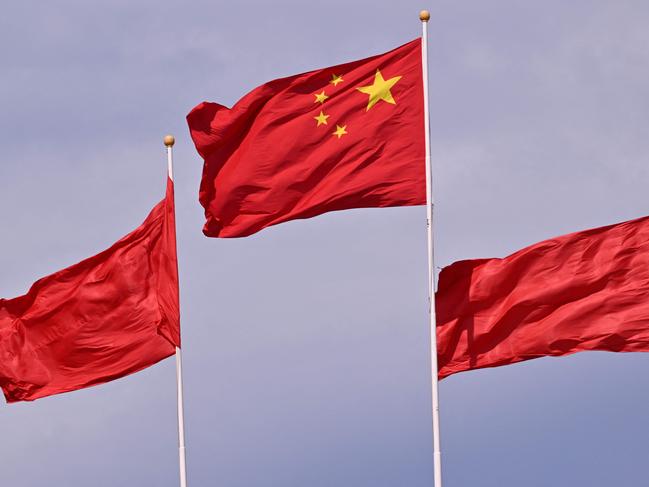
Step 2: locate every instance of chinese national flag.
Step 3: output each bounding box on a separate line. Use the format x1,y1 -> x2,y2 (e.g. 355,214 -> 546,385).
436,215 -> 649,379
0,178 -> 180,402
187,39 -> 425,237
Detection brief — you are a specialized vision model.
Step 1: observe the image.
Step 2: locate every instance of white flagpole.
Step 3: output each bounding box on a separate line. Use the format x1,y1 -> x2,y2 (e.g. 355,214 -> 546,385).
420,10 -> 443,487
164,134 -> 188,487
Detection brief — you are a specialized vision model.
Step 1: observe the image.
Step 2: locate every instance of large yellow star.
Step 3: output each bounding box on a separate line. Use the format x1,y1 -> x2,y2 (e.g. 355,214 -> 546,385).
356,69 -> 402,111
332,124 -> 348,139
314,111 -> 329,126
314,91 -> 329,104
330,74 -> 344,86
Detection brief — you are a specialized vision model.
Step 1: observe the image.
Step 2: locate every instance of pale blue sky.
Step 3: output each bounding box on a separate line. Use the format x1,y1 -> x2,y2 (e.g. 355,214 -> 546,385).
2,1 -> 649,485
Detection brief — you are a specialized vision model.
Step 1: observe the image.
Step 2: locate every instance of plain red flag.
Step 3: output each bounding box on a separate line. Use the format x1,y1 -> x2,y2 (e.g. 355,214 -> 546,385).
436,215 -> 649,379
187,39 -> 425,237
0,178 -> 180,402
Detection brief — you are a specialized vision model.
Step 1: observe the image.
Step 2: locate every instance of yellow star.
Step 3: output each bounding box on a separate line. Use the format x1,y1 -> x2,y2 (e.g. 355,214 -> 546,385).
314,91 -> 329,104
330,74 -> 344,86
356,69 -> 402,111
332,124 -> 348,139
314,111 -> 329,126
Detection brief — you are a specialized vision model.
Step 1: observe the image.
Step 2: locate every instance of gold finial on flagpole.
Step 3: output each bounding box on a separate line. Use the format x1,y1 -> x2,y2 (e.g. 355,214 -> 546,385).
419,10 -> 430,22
164,135 -> 176,147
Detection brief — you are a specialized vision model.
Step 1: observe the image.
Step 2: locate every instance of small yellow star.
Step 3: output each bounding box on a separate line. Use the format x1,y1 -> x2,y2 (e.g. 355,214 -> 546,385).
314,111 -> 329,126
332,124 -> 348,139
330,74 -> 344,86
357,69 -> 402,111
314,91 -> 329,104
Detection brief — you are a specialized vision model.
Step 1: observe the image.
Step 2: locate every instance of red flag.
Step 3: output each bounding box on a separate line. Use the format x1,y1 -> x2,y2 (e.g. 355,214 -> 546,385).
187,39 -> 425,237
0,179 -> 179,402
436,216 -> 649,379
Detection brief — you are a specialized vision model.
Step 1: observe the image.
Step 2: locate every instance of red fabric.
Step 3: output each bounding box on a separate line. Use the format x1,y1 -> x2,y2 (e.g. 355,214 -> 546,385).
436,216 -> 649,379
0,178 -> 180,402
187,39 -> 425,237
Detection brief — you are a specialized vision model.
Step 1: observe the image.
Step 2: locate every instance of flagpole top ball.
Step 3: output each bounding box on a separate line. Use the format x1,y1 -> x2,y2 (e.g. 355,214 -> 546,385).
163,135 -> 175,147
419,10 -> 430,22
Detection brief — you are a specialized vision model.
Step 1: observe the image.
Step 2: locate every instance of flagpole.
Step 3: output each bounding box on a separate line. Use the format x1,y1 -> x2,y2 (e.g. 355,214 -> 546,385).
420,10 -> 443,487
164,134 -> 188,487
